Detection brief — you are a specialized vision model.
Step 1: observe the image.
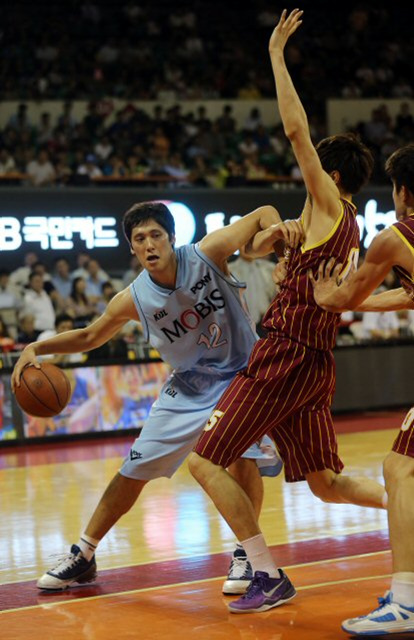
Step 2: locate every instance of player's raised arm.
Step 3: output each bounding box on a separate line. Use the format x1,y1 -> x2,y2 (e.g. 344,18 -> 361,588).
12,288 -> 139,390
269,9 -> 340,215
199,205 -> 303,266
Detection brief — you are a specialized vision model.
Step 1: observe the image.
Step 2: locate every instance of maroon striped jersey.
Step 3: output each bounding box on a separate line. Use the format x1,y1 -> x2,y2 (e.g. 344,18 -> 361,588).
262,198 -> 360,350
391,215 -> 414,301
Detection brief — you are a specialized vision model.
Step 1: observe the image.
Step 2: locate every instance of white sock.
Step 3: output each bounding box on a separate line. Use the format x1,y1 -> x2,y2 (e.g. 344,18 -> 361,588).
77,533 -> 100,561
382,491 -> 388,509
391,573 -> 414,608
241,533 -> 281,578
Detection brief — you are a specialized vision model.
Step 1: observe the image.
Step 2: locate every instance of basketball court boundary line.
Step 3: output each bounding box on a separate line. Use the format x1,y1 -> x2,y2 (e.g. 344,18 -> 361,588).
0,550 -> 391,615
0,545 -> 390,587
0,526 -> 389,586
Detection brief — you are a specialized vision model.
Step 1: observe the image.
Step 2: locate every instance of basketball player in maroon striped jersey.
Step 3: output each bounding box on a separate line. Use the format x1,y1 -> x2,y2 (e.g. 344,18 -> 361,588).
189,9 -> 387,614
311,144 -> 414,635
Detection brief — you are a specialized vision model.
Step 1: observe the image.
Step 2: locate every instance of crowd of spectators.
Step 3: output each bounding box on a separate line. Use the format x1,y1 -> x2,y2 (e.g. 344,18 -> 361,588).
0,3 -> 413,187
0,100 -> 313,187
0,98 -> 413,188
1,3 -> 413,104
0,252 -> 143,359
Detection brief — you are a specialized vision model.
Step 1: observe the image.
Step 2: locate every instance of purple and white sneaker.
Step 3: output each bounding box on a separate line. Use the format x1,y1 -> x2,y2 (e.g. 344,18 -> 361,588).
228,570 -> 296,613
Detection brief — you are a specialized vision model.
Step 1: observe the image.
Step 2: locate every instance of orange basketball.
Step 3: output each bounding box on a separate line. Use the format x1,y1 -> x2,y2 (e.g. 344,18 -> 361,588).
15,363 -> 71,418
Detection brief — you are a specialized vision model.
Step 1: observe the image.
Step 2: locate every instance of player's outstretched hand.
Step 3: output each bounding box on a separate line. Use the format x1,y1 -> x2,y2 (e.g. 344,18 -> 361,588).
308,258 -> 343,309
269,8 -> 303,55
11,346 -> 40,392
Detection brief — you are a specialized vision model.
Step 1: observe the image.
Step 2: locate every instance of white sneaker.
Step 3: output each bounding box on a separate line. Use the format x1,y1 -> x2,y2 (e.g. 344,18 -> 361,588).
342,592 -> 414,636
37,544 -> 97,590
222,549 -> 253,595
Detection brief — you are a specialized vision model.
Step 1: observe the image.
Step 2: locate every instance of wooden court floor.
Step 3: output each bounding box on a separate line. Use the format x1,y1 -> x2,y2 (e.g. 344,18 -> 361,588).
0,411 -> 411,640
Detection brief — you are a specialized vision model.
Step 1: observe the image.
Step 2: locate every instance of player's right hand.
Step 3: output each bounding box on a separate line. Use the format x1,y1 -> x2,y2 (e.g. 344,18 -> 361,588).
269,8 -> 303,55
270,218 -> 304,248
11,346 -> 41,392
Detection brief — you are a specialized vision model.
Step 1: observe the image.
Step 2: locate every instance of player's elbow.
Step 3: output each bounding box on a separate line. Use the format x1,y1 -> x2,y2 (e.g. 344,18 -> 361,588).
80,327 -> 102,351
284,125 -> 299,142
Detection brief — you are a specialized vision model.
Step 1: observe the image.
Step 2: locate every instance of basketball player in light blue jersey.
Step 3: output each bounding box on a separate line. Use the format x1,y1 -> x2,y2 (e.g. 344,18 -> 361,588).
12,201 -> 303,594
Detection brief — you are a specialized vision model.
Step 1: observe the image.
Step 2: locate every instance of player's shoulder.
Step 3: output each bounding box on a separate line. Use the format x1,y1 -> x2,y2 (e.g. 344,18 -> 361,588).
367,226 -> 402,261
177,243 -> 196,256
106,286 -> 138,319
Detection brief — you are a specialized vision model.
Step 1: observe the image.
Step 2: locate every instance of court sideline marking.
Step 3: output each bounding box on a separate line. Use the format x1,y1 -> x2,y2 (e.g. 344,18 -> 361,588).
0,549 -> 391,615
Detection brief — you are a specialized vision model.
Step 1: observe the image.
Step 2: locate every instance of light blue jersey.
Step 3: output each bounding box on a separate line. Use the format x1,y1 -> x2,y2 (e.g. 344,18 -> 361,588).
121,243 -> 282,481
130,243 -> 257,380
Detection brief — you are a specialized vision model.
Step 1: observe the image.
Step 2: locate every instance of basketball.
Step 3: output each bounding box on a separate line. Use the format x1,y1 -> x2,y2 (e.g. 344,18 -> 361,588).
15,363 -> 71,418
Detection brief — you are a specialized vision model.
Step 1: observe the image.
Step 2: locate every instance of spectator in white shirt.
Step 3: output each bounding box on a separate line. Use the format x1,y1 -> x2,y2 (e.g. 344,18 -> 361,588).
51,257 -> 73,300
94,136 -> 113,161
37,313 -> 83,363
84,259 -> 107,302
26,149 -> 56,186
361,309 -> 400,340
22,272 -> 55,332
72,252 -> 109,281
0,149 -> 17,175
0,269 -> 21,310
77,154 -> 102,179
9,252 -> 39,291
230,247 -> 277,332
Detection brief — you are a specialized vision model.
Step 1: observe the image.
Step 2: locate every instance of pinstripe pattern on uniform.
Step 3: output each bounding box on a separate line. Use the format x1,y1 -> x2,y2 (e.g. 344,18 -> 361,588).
392,407 -> 414,458
194,199 -> 361,480
195,337 -> 341,481
262,199 -> 360,351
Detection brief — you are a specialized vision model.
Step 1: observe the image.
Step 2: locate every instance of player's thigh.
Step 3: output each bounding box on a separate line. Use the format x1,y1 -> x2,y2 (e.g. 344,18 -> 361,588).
195,373 -> 290,468
120,402 -> 216,481
271,407 -> 343,483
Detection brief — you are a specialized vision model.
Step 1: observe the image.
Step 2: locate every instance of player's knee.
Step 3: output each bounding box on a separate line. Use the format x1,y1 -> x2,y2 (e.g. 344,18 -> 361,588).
188,452 -> 224,492
188,452 -> 211,484
307,471 -> 338,503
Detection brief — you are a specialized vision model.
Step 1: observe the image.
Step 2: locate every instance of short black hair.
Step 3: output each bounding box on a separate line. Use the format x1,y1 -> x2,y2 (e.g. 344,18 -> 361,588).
101,280 -> 114,292
122,202 -> 175,244
55,313 -> 74,329
385,144 -> 414,194
53,256 -> 70,266
29,271 -> 42,281
315,133 -> 374,195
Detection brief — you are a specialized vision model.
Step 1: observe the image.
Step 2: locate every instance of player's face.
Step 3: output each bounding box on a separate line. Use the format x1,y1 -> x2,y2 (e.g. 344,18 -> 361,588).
130,221 -> 175,274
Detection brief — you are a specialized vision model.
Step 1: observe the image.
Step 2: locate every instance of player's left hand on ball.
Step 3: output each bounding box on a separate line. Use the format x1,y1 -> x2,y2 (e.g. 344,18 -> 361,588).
11,346 -> 40,392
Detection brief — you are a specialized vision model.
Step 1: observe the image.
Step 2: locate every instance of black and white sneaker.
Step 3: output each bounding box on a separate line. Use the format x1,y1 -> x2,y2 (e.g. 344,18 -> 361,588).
36,544 -> 97,590
222,548 -> 253,595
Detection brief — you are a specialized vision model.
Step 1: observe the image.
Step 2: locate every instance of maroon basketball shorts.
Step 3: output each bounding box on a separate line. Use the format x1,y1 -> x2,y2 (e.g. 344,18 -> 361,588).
194,336 -> 344,482
392,407 -> 414,458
